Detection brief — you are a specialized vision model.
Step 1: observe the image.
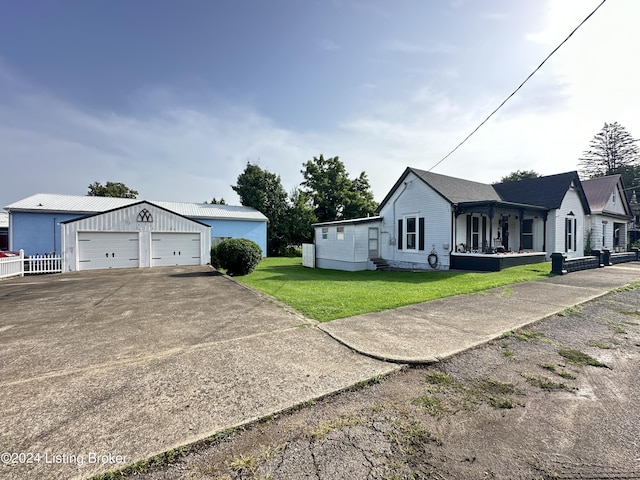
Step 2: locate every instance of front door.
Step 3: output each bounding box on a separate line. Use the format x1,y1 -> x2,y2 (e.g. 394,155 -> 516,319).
501,218 -> 509,251
368,227 -> 379,258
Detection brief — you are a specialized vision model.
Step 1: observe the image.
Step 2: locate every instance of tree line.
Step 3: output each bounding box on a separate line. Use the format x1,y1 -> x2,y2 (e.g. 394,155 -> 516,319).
232,155 -> 378,256
87,122 -> 639,257
498,122 -> 640,188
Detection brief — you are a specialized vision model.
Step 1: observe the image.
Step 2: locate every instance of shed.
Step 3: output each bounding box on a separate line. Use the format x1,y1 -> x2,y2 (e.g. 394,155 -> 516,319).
61,201 -> 211,272
313,216 -> 383,271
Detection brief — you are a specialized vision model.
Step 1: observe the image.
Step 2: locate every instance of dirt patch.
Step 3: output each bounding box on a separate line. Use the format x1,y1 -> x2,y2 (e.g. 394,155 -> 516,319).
113,287 -> 640,480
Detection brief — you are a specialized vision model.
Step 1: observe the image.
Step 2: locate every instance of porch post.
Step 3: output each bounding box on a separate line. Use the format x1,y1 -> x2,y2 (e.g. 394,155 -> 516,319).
542,212 -> 548,253
487,205 -> 494,253
519,209 -> 524,251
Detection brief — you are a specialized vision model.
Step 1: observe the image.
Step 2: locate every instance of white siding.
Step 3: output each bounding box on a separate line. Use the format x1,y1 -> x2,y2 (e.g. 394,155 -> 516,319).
604,183 -> 629,216
314,222 -> 381,271
378,171 -> 452,270
62,202 -> 210,272
549,185 -> 586,258
586,214 -> 628,251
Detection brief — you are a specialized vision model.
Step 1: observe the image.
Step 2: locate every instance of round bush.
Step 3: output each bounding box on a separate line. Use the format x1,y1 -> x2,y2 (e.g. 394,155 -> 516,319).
213,238 -> 262,276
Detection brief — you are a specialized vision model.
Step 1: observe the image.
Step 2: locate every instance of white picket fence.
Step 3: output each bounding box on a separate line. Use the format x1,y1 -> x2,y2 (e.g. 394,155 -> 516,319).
0,250 -> 63,279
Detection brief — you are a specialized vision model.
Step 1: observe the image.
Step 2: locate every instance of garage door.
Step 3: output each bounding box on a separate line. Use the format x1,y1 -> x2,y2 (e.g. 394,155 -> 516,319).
151,233 -> 201,266
78,232 -> 140,270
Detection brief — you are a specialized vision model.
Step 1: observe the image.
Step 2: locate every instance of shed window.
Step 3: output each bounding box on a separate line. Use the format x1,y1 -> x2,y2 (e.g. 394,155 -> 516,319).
321,227 -> 328,240
337,226 -> 345,240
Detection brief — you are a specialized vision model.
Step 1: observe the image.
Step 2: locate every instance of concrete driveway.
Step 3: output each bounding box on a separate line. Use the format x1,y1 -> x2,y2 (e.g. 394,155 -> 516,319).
0,267 -> 398,480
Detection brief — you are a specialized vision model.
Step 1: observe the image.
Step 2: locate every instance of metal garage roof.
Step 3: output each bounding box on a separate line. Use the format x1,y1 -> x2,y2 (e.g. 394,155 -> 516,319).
5,193 -> 267,221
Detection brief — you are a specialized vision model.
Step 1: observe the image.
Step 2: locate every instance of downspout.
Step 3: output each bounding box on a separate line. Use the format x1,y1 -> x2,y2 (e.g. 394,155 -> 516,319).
391,182 -> 410,261
7,209 -> 12,251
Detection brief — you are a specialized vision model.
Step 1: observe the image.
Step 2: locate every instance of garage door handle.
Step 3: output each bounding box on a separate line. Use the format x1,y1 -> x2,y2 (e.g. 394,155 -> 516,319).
105,253 -> 109,258
112,253 -> 115,257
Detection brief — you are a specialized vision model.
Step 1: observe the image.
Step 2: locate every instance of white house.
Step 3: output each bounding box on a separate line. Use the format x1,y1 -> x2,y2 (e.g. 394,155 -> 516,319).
582,174 -> 633,252
313,167 -> 591,272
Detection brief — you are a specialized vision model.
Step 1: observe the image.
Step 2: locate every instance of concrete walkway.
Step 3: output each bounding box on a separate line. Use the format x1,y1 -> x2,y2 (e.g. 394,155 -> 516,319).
320,262 -> 640,363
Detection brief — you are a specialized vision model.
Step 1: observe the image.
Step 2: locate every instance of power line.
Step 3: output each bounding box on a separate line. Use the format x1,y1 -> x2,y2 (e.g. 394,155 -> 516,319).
428,0 -> 607,172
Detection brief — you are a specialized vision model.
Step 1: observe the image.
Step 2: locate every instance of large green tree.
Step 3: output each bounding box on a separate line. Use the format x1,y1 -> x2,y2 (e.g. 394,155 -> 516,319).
497,170 -> 540,183
300,154 -> 377,223
87,181 -> 138,198
579,122 -> 640,182
286,187 -> 316,246
232,163 -> 290,256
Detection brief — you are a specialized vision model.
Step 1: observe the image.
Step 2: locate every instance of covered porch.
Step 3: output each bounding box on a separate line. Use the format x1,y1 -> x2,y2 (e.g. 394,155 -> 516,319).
452,200 -> 549,271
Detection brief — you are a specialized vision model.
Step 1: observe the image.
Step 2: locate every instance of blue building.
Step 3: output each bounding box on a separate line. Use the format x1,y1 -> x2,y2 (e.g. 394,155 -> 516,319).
5,194 -> 268,266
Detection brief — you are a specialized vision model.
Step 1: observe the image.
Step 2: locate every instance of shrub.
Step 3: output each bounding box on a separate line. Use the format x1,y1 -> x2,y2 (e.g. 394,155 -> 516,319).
213,238 -> 262,276
210,244 -> 222,269
283,245 -> 303,257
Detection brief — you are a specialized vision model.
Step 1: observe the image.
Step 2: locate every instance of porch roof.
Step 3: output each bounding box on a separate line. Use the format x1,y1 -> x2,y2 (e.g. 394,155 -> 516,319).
455,199 -> 549,215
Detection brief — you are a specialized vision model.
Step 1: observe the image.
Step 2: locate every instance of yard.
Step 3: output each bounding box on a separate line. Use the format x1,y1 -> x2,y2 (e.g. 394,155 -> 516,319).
237,258 -> 552,321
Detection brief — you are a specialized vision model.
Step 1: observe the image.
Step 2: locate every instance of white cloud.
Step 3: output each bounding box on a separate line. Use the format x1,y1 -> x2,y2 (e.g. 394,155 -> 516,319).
382,39 -> 458,55
2,0 -> 639,211
317,38 -> 341,52
0,74 -> 320,207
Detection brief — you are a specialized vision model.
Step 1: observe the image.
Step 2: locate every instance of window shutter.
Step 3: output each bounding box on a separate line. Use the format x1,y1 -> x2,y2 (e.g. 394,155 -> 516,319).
573,219 -> 577,251
466,215 -> 471,247
397,219 -> 403,250
565,218 -> 569,252
418,217 -> 425,251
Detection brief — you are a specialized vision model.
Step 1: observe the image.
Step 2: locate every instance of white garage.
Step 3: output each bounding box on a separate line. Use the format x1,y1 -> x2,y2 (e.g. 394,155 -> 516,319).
151,232 -> 201,266
78,232 -> 140,270
62,201 -> 211,272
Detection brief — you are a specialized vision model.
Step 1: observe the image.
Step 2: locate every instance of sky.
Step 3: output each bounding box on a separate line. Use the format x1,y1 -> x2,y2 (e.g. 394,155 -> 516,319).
1,0 -> 638,209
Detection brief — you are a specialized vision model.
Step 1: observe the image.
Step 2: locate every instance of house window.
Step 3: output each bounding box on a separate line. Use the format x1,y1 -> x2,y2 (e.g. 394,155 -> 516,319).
471,216 -> 480,251
406,217 -> 417,249
321,227 -> 328,240
337,226 -> 345,240
565,218 -> 576,252
602,222 -> 607,247
397,216 -> 425,251
522,219 -> 533,250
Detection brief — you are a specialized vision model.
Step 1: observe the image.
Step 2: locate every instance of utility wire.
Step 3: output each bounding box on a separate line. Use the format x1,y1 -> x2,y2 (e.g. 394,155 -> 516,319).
428,0 -> 607,172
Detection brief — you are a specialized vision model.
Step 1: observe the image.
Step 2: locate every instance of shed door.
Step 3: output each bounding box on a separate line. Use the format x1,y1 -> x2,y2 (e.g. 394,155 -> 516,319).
151,233 -> 201,266
78,232 -> 140,270
368,227 -> 379,258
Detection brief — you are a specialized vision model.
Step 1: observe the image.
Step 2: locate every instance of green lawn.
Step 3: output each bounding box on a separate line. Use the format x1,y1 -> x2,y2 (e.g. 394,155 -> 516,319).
235,257 -> 552,322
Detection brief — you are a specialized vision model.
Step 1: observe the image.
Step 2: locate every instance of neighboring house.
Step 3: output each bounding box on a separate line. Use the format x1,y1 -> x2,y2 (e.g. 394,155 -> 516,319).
313,167 -> 590,271
0,210 -> 8,251
5,193 -> 268,271
581,175 -> 633,252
